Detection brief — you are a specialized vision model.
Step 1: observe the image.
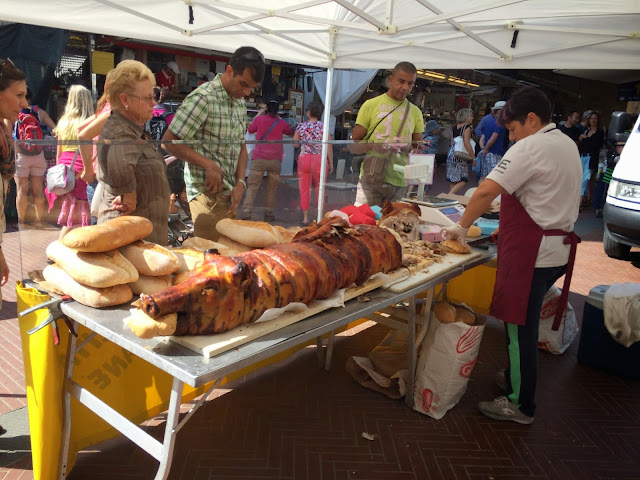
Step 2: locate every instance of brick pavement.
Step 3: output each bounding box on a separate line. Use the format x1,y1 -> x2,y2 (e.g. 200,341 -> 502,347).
1,173 -> 639,479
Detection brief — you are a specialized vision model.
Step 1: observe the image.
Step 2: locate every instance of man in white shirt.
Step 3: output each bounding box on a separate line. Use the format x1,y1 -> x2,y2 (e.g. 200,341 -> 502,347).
442,86 -> 581,424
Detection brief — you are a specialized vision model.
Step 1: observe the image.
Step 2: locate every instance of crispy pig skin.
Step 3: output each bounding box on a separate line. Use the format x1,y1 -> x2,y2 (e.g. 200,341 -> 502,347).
139,221 -> 402,335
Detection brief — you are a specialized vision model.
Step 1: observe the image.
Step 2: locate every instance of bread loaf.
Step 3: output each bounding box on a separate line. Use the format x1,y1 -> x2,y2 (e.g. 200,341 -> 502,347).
119,240 -> 179,276
216,235 -> 253,253
434,301 -> 456,323
442,238 -> 471,254
43,264 -> 133,308
170,248 -> 205,273
273,225 -> 301,244
467,225 -> 482,238
61,216 -> 153,252
127,308 -> 177,339
128,274 -> 172,295
455,307 -> 476,326
173,270 -> 191,285
215,218 -> 282,247
181,236 -> 237,256
46,241 -> 139,288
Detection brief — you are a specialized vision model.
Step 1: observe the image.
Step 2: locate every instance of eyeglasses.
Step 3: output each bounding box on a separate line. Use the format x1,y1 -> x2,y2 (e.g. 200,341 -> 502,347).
128,94 -> 155,103
236,50 -> 265,64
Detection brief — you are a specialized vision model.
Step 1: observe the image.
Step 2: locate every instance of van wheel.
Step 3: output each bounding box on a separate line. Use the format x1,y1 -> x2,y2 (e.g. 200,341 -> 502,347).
603,230 -> 631,259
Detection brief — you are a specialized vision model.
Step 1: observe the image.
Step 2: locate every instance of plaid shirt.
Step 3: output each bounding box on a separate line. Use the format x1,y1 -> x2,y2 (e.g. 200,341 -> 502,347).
169,74 -> 247,201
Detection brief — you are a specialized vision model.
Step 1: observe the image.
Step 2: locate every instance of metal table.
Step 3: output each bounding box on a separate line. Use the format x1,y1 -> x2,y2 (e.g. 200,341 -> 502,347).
56,247 -> 495,480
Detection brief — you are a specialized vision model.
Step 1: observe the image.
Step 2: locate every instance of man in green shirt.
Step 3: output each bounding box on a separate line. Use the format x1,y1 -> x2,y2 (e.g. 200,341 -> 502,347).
350,62 -> 425,206
163,46 -> 265,241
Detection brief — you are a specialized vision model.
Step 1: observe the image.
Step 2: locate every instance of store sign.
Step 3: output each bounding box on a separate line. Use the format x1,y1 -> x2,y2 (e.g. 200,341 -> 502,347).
91,51 -> 114,75
617,81 -> 640,102
427,87 -> 456,113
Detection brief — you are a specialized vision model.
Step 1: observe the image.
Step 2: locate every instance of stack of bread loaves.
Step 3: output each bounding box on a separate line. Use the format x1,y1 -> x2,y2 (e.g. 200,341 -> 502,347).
44,216 -> 180,307
433,301 -> 476,326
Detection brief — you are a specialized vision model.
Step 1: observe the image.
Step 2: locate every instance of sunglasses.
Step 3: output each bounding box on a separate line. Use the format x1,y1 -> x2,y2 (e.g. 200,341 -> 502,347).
0,58 -> 16,77
236,51 -> 265,64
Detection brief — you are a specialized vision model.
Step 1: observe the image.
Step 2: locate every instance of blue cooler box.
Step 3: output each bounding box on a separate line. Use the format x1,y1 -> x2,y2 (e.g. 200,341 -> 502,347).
577,285 -> 640,380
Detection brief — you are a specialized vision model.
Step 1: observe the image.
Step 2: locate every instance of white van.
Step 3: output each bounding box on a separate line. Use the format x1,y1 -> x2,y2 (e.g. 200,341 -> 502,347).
603,113 -> 640,258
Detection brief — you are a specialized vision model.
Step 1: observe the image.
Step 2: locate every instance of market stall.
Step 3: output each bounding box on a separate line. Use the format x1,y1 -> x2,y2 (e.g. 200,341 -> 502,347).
21,242 -> 494,480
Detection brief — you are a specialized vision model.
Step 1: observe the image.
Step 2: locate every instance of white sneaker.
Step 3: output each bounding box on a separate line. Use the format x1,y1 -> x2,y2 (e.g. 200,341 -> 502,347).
478,396 -> 534,425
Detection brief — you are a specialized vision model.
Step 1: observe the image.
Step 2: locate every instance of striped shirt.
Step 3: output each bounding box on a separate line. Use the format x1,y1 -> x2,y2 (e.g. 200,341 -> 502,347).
169,74 -> 247,201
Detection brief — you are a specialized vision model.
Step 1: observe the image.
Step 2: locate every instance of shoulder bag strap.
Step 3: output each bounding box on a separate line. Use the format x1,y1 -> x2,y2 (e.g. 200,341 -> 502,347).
69,148 -> 79,169
395,100 -> 411,138
259,118 -> 280,141
362,101 -> 404,141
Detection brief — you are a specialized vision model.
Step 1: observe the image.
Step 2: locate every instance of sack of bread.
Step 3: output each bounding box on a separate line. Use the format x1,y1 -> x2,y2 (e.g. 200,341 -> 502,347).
46,241 -> 138,288
215,218 -> 282,248
181,236 -> 237,256
128,274 -> 172,295
43,264 -> 133,308
434,301 -> 476,326
119,240 -> 179,276
442,238 -> 471,254
170,248 -> 205,273
60,216 -> 153,252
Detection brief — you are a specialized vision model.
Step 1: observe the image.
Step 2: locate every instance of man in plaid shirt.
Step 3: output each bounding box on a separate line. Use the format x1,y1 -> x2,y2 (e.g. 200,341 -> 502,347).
163,46 -> 265,240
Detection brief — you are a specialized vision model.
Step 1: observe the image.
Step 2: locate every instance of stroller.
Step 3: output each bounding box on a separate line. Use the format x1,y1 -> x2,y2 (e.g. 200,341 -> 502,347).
165,156 -> 194,247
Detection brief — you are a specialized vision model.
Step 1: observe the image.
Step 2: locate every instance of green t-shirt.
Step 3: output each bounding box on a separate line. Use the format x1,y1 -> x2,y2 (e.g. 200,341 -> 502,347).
355,93 -> 425,186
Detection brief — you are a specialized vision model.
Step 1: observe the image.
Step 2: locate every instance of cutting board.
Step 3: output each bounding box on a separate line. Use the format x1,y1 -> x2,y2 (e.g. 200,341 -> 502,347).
170,266 -> 414,358
384,250 -> 482,292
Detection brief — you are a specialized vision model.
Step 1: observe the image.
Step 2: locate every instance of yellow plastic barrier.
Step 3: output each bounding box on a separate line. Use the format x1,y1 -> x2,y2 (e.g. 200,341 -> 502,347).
17,282 -> 363,479
434,261 -> 497,314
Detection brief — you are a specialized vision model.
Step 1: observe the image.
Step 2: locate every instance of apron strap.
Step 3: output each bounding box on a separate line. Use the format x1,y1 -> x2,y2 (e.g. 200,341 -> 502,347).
543,229 -> 582,330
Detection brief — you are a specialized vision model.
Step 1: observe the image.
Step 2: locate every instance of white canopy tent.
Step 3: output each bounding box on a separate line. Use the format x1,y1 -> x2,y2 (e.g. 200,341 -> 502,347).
5,0 -> 639,214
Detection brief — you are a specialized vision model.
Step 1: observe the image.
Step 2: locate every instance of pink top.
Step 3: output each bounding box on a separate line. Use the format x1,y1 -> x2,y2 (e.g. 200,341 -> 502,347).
248,115 -> 292,161
295,121 -> 324,155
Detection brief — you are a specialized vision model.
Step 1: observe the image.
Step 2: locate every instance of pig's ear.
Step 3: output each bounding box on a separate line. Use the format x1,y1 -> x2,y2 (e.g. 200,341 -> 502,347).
232,260 -> 252,289
204,249 -> 221,262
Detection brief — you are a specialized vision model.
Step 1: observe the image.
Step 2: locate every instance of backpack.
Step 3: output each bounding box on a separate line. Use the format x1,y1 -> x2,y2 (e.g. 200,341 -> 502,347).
16,109 -> 44,155
146,113 -> 170,143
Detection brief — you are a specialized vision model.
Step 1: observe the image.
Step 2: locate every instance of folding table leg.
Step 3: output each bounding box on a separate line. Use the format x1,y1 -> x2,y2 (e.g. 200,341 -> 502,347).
405,296 -> 416,408
323,330 -> 335,371
154,377 -> 184,480
58,321 -> 78,480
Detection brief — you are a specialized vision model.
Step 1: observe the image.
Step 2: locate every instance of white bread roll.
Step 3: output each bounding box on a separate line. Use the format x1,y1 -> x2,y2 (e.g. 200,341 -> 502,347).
128,274 -> 172,295
467,225 -> 482,238
216,235 -> 253,253
442,238 -> 471,254
60,216 -> 153,252
455,307 -> 476,326
43,264 -> 133,308
170,247 -> 205,273
215,218 -> 282,248
173,270 -> 191,285
181,236 -> 237,256
46,241 -> 138,288
434,301 -> 456,323
127,308 -> 177,339
119,240 -> 180,276
273,225 -> 301,244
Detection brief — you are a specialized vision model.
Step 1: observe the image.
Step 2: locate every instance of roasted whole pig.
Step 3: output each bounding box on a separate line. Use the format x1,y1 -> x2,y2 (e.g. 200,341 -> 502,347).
140,218 -> 402,335
378,201 -> 421,241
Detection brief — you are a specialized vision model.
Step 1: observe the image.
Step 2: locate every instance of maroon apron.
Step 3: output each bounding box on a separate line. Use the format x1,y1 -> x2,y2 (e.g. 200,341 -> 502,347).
489,193 -> 581,330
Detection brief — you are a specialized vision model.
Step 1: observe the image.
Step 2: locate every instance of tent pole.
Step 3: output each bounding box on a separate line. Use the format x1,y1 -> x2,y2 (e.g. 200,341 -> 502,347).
317,65 -> 333,222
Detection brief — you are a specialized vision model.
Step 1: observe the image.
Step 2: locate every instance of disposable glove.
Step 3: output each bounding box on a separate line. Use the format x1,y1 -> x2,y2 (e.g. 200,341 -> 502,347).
440,223 -> 469,246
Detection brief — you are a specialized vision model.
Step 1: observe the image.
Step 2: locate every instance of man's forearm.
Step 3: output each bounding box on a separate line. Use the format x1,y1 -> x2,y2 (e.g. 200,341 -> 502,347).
458,179 -> 504,228
236,145 -> 248,181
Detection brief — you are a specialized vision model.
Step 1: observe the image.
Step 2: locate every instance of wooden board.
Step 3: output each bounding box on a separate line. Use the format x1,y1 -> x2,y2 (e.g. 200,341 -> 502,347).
170,267 -> 413,358
384,250 -> 482,292
170,251 -> 480,358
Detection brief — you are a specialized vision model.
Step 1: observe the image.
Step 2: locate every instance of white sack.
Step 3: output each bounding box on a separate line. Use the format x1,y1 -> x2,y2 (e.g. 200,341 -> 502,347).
603,283 -> 640,347
538,285 -> 578,354
413,309 -> 485,419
